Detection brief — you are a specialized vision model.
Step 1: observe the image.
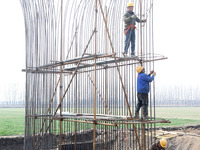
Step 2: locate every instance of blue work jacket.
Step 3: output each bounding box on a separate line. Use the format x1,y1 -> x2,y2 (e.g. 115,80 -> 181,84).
137,73 -> 155,93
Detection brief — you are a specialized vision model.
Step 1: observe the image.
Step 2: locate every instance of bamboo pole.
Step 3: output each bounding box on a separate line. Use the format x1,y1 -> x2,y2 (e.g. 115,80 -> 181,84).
60,119 -> 118,126
87,73 -> 111,115
20,1 -> 170,150
34,29 -> 96,150
139,0 -> 146,149
93,0 -> 97,149
98,0 -> 142,149
34,76 -> 60,149
28,114 -> 170,124
33,12 -> 39,150
24,56 -> 167,74
38,53 -> 114,70
104,5 -> 108,150
59,0 -> 63,149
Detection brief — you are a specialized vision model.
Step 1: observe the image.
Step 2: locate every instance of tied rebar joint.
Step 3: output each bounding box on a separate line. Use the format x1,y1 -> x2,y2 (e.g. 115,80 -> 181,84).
112,53 -> 117,58
139,59 -> 142,65
104,65 -> 108,69
58,103 -> 61,108
93,120 -> 98,125
93,28 -> 97,33
60,61 -> 64,65
95,8 -> 98,13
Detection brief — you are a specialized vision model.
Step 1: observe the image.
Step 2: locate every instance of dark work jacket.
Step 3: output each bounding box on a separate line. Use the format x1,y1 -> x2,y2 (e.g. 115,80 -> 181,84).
150,143 -> 165,150
123,10 -> 143,28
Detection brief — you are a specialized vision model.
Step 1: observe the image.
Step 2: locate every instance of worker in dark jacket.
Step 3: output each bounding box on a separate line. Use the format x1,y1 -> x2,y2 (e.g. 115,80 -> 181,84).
134,66 -> 156,119
151,139 -> 167,150
123,2 -> 146,56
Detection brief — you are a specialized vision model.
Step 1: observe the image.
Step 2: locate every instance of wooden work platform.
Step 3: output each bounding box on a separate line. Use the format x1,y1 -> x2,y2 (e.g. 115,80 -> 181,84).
23,53 -> 167,73
29,113 -> 171,126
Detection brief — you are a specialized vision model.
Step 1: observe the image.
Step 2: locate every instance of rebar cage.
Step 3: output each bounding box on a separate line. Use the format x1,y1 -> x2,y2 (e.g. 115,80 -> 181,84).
20,0 -> 168,149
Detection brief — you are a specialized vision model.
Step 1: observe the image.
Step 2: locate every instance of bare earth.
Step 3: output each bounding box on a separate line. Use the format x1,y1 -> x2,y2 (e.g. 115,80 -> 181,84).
0,125 -> 200,150
165,126 -> 200,150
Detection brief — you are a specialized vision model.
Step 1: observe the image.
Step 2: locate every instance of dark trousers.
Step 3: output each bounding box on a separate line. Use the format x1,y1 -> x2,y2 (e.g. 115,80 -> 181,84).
124,28 -> 135,54
135,93 -> 148,116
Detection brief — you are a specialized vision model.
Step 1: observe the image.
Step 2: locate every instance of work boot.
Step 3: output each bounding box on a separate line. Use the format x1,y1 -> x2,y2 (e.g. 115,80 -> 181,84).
135,56 -> 139,60
133,113 -> 139,119
122,52 -> 127,57
130,52 -> 135,56
131,54 -> 139,59
143,115 -> 151,120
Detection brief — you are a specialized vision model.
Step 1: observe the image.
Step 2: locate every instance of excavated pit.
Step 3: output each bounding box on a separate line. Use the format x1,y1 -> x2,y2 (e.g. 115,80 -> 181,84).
1,125 -> 200,150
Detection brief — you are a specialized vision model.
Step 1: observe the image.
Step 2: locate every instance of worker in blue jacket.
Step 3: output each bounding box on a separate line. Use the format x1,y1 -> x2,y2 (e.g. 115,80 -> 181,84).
134,66 -> 156,119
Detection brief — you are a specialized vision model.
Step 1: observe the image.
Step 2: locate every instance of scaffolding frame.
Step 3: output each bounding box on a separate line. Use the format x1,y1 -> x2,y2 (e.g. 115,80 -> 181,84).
20,0 -> 169,150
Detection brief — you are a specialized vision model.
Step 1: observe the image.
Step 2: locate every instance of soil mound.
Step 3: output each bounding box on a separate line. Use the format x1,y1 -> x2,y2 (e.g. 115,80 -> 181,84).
160,125 -> 200,150
0,125 -> 200,150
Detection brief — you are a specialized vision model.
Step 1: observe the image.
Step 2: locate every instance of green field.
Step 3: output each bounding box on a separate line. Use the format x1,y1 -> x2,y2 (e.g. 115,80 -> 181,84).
0,107 -> 200,136
155,107 -> 200,127
0,108 -> 25,135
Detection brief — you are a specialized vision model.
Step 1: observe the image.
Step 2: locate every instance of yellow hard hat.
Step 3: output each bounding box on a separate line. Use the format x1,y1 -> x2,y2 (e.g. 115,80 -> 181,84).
160,139 -> 167,148
127,2 -> 134,7
136,66 -> 144,73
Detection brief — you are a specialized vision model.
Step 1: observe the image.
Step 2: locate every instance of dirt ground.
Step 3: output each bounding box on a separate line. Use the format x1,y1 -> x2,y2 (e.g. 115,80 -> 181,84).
0,125 -> 200,150
159,125 -> 200,150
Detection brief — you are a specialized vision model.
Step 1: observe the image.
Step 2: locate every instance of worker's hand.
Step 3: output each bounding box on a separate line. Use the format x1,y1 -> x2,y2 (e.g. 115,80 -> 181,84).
153,72 -> 156,76
130,15 -> 136,19
142,19 -> 147,22
150,70 -> 154,74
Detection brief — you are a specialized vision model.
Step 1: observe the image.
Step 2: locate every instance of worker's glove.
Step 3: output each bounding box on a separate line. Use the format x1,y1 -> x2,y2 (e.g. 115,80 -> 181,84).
130,15 -> 136,19
150,70 -> 154,74
153,72 -> 156,76
142,19 -> 147,22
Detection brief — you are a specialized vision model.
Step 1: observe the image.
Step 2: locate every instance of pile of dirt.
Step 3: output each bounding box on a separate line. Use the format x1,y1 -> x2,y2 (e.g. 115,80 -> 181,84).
0,125 -> 200,150
167,136 -> 200,150
0,135 -> 24,150
159,125 -> 200,150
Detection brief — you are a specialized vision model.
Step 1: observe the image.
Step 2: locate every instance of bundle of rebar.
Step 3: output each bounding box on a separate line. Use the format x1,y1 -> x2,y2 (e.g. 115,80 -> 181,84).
20,0 -> 168,149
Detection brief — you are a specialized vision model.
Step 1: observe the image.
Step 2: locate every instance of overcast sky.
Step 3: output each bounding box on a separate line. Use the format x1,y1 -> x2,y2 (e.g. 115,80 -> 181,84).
154,0 -> 200,87
0,0 -> 25,85
0,0 -> 200,101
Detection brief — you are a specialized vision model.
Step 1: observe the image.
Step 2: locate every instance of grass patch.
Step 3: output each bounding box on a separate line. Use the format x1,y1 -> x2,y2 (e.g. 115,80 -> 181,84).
155,107 -> 200,120
0,108 -> 25,135
156,118 -> 200,127
155,107 -> 200,127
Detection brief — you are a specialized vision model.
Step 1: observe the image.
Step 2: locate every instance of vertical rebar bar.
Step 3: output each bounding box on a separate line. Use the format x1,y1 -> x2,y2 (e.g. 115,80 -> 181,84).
59,1 -> 63,150
74,19 -> 78,150
104,5 -> 107,150
93,0 -> 97,149
19,1 -> 166,150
